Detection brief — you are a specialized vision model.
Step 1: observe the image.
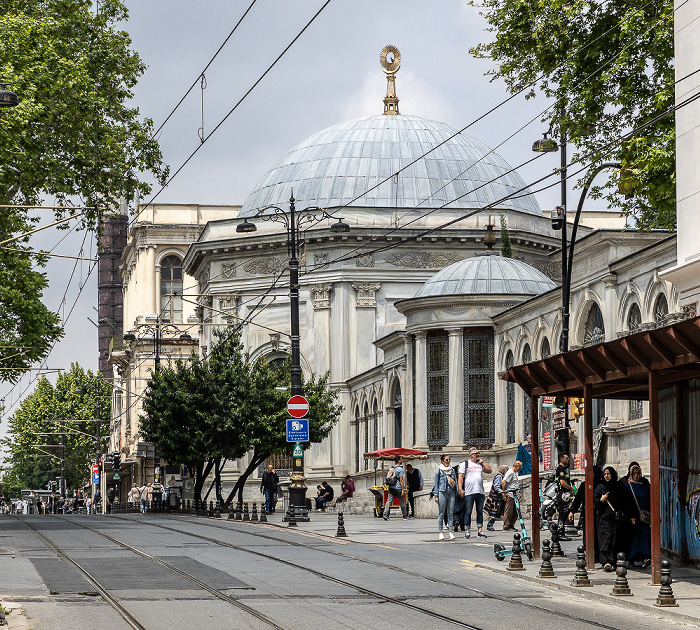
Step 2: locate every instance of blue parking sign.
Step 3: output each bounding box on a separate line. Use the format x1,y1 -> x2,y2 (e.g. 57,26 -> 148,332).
286,418 -> 309,442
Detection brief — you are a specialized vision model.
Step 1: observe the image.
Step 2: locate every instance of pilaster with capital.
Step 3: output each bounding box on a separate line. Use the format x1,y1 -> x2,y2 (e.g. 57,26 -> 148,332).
413,331 -> 428,450
447,327 -> 465,449
402,333 -> 414,448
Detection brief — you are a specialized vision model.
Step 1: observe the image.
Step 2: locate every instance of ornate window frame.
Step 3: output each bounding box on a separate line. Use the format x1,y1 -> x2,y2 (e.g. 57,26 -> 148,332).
463,331 -> 495,446
427,334 -> 449,447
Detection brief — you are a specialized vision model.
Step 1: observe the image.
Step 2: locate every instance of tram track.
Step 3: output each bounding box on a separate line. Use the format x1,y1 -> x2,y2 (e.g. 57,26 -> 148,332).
8,514 -> 289,630
112,513 -> 623,630
53,515 -> 487,630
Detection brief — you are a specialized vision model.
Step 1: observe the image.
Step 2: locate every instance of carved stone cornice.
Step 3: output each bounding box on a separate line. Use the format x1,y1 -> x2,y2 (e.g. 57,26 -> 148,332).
385,251 -> 461,268
353,282 -> 380,308
243,257 -> 283,274
310,284 -> 332,310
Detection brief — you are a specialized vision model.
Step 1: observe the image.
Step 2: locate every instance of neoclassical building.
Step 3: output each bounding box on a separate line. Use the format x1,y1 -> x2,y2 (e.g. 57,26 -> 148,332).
108,53 -> 680,507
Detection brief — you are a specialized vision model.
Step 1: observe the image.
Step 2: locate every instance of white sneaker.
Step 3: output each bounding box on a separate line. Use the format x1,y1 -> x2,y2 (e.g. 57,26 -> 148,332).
438,532 -> 445,541
448,532 -> 455,540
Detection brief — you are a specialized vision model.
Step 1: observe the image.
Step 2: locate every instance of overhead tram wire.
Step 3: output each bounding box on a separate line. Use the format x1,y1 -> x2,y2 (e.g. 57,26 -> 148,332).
149,0 -> 259,141
131,0 -> 333,224
326,1 -> 678,265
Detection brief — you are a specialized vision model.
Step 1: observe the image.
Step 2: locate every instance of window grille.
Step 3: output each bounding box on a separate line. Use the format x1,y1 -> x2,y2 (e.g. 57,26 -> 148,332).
584,303 -> 605,346
463,332 -> 495,446
506,350 -> 515,444
628,303 -> 642,332
629,399 -> 643,421
654,294 -> 669,326
541,337 -> 551,359
427,335 -> 449,446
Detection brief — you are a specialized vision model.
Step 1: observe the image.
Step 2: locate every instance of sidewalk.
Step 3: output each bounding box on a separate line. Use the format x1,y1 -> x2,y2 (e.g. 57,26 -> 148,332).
263,510 -> 700,625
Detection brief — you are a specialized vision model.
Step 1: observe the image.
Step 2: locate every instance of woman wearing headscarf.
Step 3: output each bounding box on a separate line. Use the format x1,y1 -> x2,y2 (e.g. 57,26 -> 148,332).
625,463 -> 652,568
594,466 -> 636,571
484,465 -> 509,531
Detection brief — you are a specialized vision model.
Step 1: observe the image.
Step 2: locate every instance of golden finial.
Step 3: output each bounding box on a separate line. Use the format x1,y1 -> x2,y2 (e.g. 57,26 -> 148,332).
380,45 -> 401,115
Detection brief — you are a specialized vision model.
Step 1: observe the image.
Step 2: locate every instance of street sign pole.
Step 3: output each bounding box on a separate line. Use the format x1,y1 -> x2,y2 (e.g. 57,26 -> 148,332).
286,394 -> 310,523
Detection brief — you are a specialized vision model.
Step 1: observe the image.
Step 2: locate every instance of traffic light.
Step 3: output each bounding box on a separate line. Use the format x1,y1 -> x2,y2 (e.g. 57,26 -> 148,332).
570,397 -> 584,419
112,452 -> 120,471
553,396 -> 567,409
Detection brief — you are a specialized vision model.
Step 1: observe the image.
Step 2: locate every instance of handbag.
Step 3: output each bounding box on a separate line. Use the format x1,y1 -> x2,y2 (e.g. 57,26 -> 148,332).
629,483 -> 652,525
444,470 -> 456,488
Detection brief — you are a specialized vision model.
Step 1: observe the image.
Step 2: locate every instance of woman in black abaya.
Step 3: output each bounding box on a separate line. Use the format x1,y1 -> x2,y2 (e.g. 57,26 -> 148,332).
593,466 -> 636,571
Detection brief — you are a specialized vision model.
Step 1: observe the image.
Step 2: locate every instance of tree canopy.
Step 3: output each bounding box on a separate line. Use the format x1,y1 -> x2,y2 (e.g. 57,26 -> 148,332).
139,327 -> 343,505
470,0 -> 675,230
0,364 -> 111,499
0,0 -> 168,379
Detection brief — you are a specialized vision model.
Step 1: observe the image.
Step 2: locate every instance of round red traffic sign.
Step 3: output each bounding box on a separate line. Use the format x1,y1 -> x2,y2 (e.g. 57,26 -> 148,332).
93,464 -> 100,474
287,395 -> 309,418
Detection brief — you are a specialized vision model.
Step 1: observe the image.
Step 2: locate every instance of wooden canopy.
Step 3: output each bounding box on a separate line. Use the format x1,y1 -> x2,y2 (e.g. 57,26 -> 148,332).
503,315 -> 700,399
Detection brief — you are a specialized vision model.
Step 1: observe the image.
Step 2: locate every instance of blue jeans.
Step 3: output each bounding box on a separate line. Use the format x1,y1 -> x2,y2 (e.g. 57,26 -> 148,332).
464,492 -> 485,530
438,490 -> 455,532
315,497 -> 329,510
141,498 -> 147,513
264,489 -> 276,513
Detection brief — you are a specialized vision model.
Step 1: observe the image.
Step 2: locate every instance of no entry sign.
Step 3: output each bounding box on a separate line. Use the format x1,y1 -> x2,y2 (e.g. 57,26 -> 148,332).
287,395 -> 309,418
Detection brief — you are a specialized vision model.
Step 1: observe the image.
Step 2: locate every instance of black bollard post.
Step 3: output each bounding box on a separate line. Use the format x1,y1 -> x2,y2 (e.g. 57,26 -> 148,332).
259,503 -> 268,523
335,512 -> 348,538
208,500 -> 214,517
236,502 -> 243,521
507,533 -> 525,571
550,523 -> 565,557
287,508 -> 298,528
243,502 -> 250,521
572,545 -> 592,587
538,539 -> 556,578
654,560 -> 678,607
228,502 -> 235,520
214,499 -> 221,519
251,503 -> 258,522
611,552 -> 633,596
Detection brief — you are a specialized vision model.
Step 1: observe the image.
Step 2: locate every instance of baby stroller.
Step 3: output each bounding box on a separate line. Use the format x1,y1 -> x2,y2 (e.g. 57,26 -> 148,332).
494,493 -> 534,561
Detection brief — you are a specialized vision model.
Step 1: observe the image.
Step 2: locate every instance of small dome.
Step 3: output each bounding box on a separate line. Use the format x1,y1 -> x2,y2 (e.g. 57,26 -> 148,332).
414,253 -> 556,299
240,114 -> 542,217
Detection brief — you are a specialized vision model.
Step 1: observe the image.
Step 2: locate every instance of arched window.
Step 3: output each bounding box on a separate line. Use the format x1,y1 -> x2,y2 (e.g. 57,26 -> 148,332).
628,303 -> 642,332
506,350 -> 515,444
393,387 -> 402,448
541,337 -> 551,359
160,255 -> 183,323
654,293 -> 669,325
522,344 -> 532,438
584,302 -> 605,346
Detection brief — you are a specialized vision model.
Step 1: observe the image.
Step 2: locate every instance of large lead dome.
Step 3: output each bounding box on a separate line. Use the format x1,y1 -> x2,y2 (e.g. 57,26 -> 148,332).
240,114 -> 542,217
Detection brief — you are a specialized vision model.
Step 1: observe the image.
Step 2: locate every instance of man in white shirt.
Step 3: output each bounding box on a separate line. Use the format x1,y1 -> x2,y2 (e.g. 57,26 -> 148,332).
457,447 -> 493,538
501,461 -> 523,531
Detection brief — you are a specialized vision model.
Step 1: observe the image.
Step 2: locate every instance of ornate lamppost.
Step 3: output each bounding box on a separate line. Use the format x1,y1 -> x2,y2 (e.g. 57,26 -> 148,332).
237,193 -> 350,521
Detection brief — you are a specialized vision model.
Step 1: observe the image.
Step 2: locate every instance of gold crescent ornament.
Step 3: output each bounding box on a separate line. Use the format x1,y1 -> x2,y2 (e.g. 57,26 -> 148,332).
380,45 -> 401,75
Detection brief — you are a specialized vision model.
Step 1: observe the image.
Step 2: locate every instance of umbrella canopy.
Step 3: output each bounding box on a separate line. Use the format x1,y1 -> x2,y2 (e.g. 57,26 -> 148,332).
363,448 -> 428,461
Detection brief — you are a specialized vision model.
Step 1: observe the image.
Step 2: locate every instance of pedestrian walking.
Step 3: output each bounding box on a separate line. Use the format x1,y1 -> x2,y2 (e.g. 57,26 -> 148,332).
140,484 -> 150,513
452,462 -> 466,531
556,453 -> 574,538
433,454 -> 457,540
260,464 -> 279,514
128,484 -> 140,511
405,464 -> 424,518
382,456 -> 408,520
457,447 -> 492,538
484,465 -> 508,531
501,461 -> 522,531
85,494 -> 92,515
594,466 -> 636,571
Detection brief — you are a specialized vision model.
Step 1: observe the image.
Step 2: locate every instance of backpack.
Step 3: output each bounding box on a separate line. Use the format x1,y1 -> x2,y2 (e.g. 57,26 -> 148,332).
385,466 -> 401,488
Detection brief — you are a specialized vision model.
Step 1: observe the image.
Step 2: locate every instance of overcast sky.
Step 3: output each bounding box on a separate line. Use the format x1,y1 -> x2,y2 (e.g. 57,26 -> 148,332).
1,0 -> 590,439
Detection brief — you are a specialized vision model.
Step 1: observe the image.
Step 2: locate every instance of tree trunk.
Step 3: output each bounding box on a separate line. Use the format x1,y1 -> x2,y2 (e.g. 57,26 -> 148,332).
193,458 -> 215,505
223,451 -> 268,509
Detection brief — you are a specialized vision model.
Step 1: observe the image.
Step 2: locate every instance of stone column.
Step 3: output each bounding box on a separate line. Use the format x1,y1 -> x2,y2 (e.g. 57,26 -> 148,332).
402,333 -> 414,448
149,247 -> 158,315
446,327 -> 465,449
413,331 -> 428,449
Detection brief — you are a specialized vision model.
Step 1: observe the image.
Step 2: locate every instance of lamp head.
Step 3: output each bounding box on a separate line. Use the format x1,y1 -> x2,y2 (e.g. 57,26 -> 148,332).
330,218 -> 350,233
532,136 -> 558,153
123,332 -> 136,342
236,219 -> 257,233
0,83 -> 19,108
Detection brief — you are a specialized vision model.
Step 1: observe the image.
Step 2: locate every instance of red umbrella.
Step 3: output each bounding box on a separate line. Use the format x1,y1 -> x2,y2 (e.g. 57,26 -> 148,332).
363,448 -> 428,461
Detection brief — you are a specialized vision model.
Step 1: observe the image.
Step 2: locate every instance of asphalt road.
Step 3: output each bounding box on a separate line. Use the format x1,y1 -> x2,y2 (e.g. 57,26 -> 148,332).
0,513 -> 695,630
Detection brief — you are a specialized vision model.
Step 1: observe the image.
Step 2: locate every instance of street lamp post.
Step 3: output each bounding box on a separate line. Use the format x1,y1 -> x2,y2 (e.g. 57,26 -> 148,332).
237,192 -> 349,521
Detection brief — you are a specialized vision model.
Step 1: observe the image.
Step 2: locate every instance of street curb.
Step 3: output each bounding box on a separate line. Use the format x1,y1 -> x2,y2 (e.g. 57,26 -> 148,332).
472,561 -> 700,625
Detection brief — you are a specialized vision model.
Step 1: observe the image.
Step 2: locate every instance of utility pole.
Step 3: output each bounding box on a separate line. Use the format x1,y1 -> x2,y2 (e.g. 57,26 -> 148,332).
60,420 -> 66,499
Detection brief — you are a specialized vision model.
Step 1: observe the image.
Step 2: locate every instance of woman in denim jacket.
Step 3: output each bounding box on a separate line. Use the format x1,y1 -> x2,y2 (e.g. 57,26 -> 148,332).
433,454 -> 457,540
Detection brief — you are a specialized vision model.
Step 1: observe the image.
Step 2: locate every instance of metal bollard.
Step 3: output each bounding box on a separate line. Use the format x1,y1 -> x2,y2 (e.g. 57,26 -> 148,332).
236,502 -> 243,520
654,559 -> 678,607
259,503 -> 267,523
228,502 -> 235,520
611,553 -> 633,596
538,539 -> 556,578
550,523 -> 565,557
214,499 -> 221,519
287,508 -> 298,528
571,545 -> 592,587
251,503 -> 258,521
243,502 -> 250,521
208,501 -> 214,517
335,512 -> 348,538
507,533 -> 525,571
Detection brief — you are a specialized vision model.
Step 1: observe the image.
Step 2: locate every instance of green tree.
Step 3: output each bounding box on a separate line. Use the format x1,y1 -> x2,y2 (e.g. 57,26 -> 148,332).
0,364 -> 111,498
500,214 -> 513,258
0,0 -> 168,379
470,0 -> 675,230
